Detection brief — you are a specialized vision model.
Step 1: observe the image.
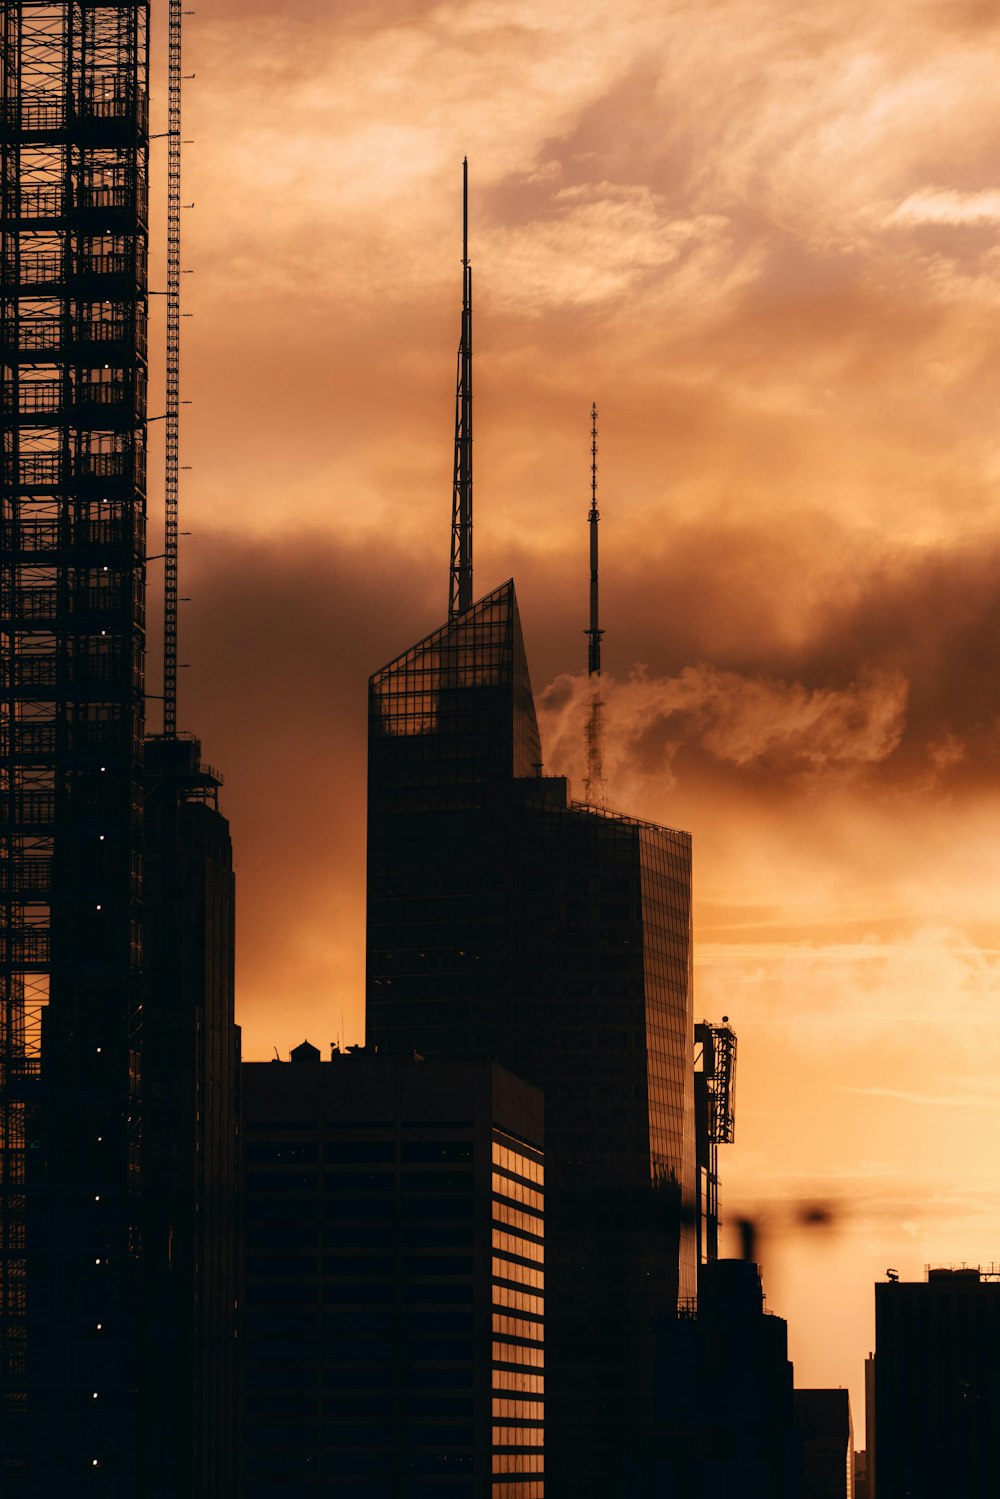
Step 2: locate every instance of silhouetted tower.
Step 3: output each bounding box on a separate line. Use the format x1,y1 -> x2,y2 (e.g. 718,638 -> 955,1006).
449,157 -> 472,619
583,401 -> 605,807
368,206 -> 696,1497
0,4 -> 150,1489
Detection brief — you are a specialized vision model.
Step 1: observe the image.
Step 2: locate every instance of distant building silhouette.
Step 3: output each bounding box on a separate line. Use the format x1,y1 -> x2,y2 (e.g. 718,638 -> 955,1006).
874,1266 -> 1000,1498
140,736 -> 240,1496
0,6 -> 150,1489
366,579 -> 695,1496
652,1258 -> 802,1498
241,1048 -> 544,1497
864,1353 -> 875,1499
794,1388 -> 853,1499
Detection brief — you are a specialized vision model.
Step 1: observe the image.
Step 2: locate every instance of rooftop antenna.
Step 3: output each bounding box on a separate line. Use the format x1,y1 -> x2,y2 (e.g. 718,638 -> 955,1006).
583,402 -> 606,808
449,158 -> 473,619
163,0 -> 183,735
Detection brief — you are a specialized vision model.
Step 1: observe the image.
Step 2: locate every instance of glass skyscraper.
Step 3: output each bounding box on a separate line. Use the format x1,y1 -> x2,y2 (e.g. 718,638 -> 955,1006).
367,579 -> 695,1496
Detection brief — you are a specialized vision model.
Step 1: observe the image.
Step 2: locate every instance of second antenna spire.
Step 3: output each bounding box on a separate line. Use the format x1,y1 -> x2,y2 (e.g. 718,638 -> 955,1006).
449,159 -> 473,619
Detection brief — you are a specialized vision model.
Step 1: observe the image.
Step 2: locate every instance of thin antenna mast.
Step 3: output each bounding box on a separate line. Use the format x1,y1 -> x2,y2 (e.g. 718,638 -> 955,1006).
163,0 -> 183,734
584,403 -> 606,807
586,402 -> 603,676
449,159 -> 473,619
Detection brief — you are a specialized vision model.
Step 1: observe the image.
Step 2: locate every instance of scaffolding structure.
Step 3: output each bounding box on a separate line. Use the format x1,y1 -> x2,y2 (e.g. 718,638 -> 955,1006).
694,1020 -> 737,1264
0,1 -> 148,1486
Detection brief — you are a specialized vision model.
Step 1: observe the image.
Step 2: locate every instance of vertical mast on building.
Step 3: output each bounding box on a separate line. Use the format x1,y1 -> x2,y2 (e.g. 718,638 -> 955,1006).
694,1020 -> 737,1264
583,402 -> 606,806
0,2 -> 150,1487
449,158 -> 472,619
162,0 -> 181,735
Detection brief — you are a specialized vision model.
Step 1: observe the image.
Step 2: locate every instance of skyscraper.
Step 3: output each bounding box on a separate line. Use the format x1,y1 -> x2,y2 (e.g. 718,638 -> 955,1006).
0,5 -> 149,1488
367,579 -> 695,1495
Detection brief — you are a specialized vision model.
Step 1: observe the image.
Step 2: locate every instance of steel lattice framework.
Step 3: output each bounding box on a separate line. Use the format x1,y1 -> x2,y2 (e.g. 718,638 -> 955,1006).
0,2 -> 148,1487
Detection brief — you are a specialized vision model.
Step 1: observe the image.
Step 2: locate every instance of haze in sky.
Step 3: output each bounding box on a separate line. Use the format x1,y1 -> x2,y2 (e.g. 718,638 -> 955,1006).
151,0 -> 1000,1433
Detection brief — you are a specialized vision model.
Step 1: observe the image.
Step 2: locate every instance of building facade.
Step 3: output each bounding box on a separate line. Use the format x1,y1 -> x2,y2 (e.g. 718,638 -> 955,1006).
366,579 -> 695,1496
654,1259 -> 802,1499
874,1266 -> 1000,1499
795,1388 -> 853,1499
141,734 -> 239,1497
241,1048 -> 545,1498
0,5 -> 149,1488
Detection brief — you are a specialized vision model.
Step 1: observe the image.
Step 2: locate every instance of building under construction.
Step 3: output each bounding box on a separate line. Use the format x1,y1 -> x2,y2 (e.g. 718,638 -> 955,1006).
1,1 -> 149,1487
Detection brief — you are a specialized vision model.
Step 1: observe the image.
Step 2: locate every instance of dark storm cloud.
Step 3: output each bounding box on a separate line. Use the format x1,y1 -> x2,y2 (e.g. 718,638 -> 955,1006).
529,520 -> 1000,796
178,521 -> 1000,918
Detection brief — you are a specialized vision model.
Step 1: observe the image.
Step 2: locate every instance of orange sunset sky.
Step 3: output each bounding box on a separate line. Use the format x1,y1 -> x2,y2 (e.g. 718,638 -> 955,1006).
145,0 -> 1000,1437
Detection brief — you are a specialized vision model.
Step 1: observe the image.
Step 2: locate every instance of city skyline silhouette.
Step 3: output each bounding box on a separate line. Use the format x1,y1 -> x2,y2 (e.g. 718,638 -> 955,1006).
150,3 -> 1000,1436
5,0 -> 999,1469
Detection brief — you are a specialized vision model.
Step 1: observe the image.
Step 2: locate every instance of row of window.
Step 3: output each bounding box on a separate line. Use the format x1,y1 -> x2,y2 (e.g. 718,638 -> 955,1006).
492,1314 -> 543,1343
492,1201 -> 544,1239
492,1231 -> 543,1264
246,1311 -> 474,1340
491,1170 -> 543,1212
493,1256 -> 543,1289
247,1169 -> 473,1194
249,1196 -> 474,1222
246,1139 -> 474,1166
246,1253 -> 473,1277
492,1283 -> 543,1317
492,1340 -> 543,1369
493,1453 -> 544,1473
491,1398 -> 544,1420
247,1226 -> 477,1254
246,1397 -> 474,1431
247,1282 -> 473,1307
245,1121 -> 473,1131
493,1369 -> 543,1394
492,1143 -> 543,1185
493,1425 -> 544,1447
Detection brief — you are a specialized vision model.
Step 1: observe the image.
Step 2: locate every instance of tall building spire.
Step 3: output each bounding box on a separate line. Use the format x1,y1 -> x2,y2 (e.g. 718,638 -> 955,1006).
586,401 -> 603,676
449,159 -> 473,619
584,403 -> 606,807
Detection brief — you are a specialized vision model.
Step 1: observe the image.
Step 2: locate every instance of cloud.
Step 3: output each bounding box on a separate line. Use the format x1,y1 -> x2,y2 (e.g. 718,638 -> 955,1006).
538,661 -> 908,790
489,186 -> 746,315
697,926 -> 1000,1052
843,1086 -> 1000,1108
888,187 -> 1000,226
